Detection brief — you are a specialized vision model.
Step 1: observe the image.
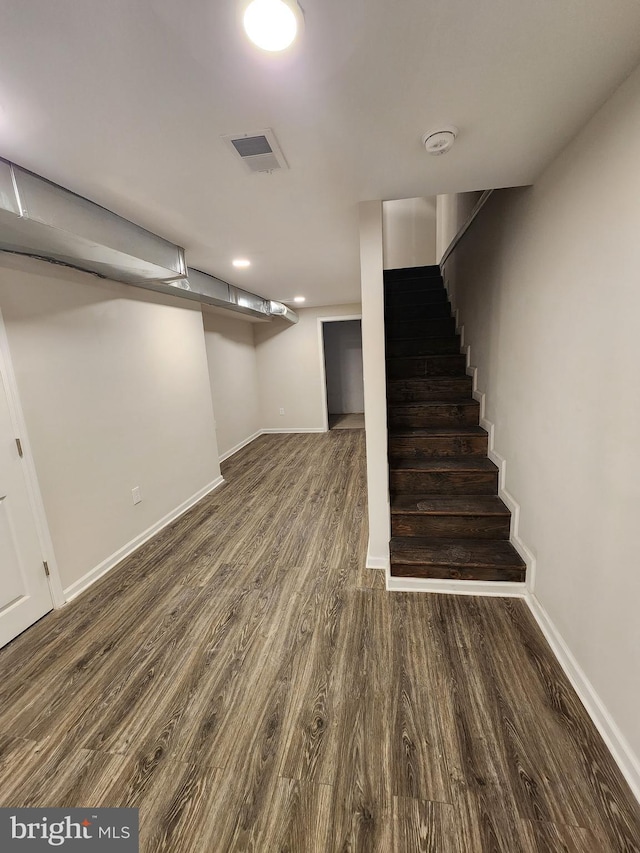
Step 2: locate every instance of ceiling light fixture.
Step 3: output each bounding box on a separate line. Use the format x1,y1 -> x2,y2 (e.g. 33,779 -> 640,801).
293,296 -> 305,303
243,0 -> 303,52
232,258 -> 251,268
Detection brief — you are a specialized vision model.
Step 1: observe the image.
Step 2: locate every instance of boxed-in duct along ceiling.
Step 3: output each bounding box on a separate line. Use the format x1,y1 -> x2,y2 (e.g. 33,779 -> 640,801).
0,158 -> 297,324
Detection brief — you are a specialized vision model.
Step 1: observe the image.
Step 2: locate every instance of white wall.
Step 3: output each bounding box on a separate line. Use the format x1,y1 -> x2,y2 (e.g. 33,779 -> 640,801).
442,62 -> 640,781
436,191 -> 483,262
0,255 -> 220,593
383,197 -> 437,270
203,310 -> 260,459
359,200 -> 390,570
254,303 -> 361,431
323,320 -> 364,414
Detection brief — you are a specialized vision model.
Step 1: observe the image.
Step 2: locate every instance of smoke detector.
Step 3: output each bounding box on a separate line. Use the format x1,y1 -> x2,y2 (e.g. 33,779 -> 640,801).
422,126 -> 458,156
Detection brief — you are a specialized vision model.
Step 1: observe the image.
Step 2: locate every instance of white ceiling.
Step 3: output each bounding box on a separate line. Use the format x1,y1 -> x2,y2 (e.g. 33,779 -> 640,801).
1,0 -> 640,306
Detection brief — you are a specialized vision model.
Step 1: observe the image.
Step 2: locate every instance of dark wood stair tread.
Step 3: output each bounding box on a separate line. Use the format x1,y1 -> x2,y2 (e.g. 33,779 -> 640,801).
386,354 -> 464,362
384,265 -> 441,278
386,334 -> 458,343
387,377 -> 473,402
391,495 -> 510,516
389,456 -> 497,473
387,377 -> 470,388
384,291 -> 449,307
384,280 -> 445,293
386,352 -> 467,370
388,426 -> 489,460
385,302 -> 451,319
389,426 -> 487,437
388,399 -> 478,410
386,338 -> 461,358
390,537 -> 526,575
388,400 -> 479,428
385,318 -> 456,338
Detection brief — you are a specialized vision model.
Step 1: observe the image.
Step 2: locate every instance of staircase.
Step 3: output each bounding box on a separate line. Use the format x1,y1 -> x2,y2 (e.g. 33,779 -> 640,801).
385,265 -> 526,583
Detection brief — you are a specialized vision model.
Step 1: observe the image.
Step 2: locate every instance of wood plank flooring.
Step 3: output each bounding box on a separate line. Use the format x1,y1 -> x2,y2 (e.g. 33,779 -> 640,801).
0,431 -> 638,851
328,412 -> 365,429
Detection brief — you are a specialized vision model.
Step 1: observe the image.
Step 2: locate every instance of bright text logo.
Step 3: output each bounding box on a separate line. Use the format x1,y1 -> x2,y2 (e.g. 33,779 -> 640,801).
1,808 -> 138,851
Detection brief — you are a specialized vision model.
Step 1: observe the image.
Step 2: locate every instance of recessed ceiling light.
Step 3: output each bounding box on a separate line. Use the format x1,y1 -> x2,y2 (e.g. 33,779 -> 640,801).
293,296 -> 305,303
232,258 -> 251,268
243,0 -> 302,52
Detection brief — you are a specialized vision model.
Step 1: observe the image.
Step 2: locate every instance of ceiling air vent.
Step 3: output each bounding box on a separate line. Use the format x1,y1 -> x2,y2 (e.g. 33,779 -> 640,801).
223,129 -> 288,174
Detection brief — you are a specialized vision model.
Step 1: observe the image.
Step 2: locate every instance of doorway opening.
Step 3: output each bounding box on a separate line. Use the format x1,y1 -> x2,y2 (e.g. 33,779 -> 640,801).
319,317 -> 364,431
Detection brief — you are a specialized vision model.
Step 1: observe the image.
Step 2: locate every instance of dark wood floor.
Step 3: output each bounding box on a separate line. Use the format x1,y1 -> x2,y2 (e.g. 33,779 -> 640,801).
0,432 -> 638,851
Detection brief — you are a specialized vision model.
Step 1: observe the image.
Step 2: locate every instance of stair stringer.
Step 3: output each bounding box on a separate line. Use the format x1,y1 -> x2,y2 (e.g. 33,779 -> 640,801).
449,299 -> 537,594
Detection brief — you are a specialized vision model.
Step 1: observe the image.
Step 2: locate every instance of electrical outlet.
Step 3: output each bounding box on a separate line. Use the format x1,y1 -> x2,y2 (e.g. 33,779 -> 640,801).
279,407 -> 285,416
131,486 -> 142,505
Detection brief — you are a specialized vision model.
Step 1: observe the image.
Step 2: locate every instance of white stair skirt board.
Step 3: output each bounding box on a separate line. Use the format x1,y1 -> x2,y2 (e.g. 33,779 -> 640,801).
527,593 -> 640,806
366,556 -> 389,571
450,302 -> 537,591
366,534 -> 389,570
219,430 -> 263,463
63,476 -> 225,602
387,575 -> 527,597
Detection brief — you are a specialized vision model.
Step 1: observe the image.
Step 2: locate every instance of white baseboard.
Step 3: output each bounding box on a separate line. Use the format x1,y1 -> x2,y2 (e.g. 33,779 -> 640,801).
261,427 -> 326,434
366,555 -> 390,570
366,536 -> 390,570
63,475 -> 225,602
387,576 -> 527,596
219,430 -> 263,462
527,593 -> 640,805
219,427 -> 327,464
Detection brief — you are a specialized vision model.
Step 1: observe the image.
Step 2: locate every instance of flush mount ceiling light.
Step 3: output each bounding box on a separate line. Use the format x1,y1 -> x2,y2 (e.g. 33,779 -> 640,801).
232,258 -> 251,268
243,0 -> 303,52
422,126 -> 458,156
293,296 -> 305,303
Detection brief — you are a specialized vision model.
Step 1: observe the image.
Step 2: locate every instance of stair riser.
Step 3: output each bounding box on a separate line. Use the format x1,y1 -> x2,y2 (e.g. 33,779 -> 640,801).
388,388 -> 473,403
384,265 -> 441,279
386,317 -> 456,339
384,279 -> 443,294
385,303 -> 451,321
385,291 -> 448,308
387,378 -> 472,402
392,514 -> 510,539
386,337 -> 460,357
390,563 -> 526,582
389,434 -> 488,457
386,355 -> 467,379
389,471 -> 498,495
388,406 -> 479,429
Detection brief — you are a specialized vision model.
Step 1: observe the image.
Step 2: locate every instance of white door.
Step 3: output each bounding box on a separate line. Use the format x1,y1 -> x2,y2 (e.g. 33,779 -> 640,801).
0,368 -> 52,648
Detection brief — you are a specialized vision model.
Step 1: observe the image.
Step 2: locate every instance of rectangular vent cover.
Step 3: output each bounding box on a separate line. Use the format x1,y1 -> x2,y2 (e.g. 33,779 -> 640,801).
231,136 -> 272,157
223,129 -> 288,174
